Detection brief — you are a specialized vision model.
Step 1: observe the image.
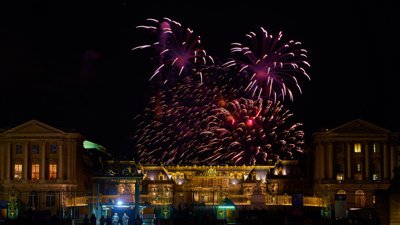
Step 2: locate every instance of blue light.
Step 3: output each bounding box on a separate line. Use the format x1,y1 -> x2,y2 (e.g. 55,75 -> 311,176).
117,200 -> 123,205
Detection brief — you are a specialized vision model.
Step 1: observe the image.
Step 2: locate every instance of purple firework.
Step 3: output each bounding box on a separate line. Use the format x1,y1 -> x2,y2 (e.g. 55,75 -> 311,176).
197,97 -> 304,165
132,17 -> 214,84
226,27 -> 311,102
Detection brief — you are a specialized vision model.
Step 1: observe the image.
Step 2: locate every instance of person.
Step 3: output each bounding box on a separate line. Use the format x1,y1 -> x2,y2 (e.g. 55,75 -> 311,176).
112,213 -> 119,225
135,214 -> 143,225
83,214 -> 90,225
99,215 -> 106,225
106,216 -> 112,225
90,213 -> 97,225
122,213 -> 129,225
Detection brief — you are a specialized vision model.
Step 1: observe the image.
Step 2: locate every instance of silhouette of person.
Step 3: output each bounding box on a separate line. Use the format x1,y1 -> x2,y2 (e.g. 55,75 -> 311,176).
122,213 -> 129,225
83,214 -> 90,225
112,213 -> 119,225
90,213 -> 97,225
99,215 -> 106,225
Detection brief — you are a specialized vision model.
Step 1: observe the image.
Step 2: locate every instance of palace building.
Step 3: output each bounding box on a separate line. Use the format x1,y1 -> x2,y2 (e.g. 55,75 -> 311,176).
1,118 -> 400,224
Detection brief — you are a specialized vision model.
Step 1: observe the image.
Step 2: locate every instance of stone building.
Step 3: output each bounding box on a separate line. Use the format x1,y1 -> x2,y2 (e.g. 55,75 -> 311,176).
0,119 -> 98,219
309,119 -> 400,220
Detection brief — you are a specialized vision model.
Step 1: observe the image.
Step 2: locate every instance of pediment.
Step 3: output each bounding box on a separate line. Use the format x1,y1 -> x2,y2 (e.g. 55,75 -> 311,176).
4,119 -> 65,134
329,119 -> 389,134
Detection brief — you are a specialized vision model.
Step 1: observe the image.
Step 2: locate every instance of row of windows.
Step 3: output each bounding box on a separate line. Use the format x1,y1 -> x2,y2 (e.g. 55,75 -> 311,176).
336,173 -> 380,181
14,144 -> 58,154
353,143 -> 380,153
28,191 -> 56,208
13,163 -> 57,180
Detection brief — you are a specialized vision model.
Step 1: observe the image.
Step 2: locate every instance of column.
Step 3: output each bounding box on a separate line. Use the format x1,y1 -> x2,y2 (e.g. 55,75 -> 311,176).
382,142 -> 389,179
72,142 -> 76,182
5,142 -> 11,182
23,143 -> 28,182
328,142 -> 333,179
57,143 -> 63,181
314,143 -> 321,180
319,143 -> 325,180
40,142 -> 46,182
67,143 -> 71,181
365,143 -> 369,180
390,144 -> 396,179
134,179 -> 140,218
347,143 -> 352,179
0,143 -> 4,180
383,143 -> 388,179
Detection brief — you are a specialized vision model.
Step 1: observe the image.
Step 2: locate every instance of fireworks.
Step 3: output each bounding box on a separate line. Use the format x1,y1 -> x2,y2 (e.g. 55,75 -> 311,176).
132,18 -> 310,165
197,98 -> 304,165
132,17 -> 214,85
226,27 -> 311,102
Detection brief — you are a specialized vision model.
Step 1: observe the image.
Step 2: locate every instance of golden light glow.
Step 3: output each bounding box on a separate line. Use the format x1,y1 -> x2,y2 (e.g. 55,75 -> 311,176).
14,164 -> 22,179
49,164 -> 57,180
32,164 -> 40,180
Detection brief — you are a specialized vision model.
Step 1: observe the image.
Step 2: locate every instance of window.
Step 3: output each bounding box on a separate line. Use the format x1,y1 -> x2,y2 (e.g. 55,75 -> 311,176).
356,163 -> 362,172
32,164 -> 40,180
50,144 -> 57,153
372,143 -> 380,154
14,164 -> 22,179
15,144 -> 22,154
354,143 -> 361,153
32,144 -> 40,154
29,191 -> 39,209
336,174 -> 344,181
46,191 -> 55,207
49,164 -> 57,180
355,190 -> 366,208
372,174 -> 380,180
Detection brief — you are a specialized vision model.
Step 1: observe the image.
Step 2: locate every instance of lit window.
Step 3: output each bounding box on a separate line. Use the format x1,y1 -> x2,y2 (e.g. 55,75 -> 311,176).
15,144 -> 22,154
32,145 -> 40,154
336,174 -> 344,181
14,164 -> 22,179
49,164 -> 57,180
356,163 -> 362,172
32,164 -> 40,180
372,143 -> 379,154
372,174 -> 380,180
354,143 -> 361,153
46,191 -> 55,207
50,144 -> 57,153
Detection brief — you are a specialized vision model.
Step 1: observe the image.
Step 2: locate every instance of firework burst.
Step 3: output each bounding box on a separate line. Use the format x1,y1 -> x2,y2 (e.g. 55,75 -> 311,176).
132,17 -> 214,85
226,27 -> 311,102
132,19 -> 309,165
197,97 -> 304,165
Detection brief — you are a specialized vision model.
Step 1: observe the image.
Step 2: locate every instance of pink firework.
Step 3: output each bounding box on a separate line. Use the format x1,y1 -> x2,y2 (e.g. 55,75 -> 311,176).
227,27 -> 311,102
132,17 -> 214,84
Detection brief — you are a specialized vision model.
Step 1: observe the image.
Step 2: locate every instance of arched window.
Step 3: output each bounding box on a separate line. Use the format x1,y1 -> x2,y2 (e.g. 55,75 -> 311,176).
46,191 -> 56,207
355,190 -> 366,208
29,191 -> 39,209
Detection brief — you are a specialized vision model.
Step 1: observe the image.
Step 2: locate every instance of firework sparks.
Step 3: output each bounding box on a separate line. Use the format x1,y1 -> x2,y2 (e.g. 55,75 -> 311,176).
132,20 -> 309,165
228,27 -> 311,102
197,97 -> 304,165
132,17 -> 214,84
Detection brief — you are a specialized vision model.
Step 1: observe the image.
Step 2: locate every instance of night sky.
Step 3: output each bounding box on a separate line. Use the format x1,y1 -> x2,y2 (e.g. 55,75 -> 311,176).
1,1 -> 399,156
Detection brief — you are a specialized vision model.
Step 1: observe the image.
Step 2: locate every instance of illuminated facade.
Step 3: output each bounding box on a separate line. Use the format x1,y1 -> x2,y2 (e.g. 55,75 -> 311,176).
0,120 -> 96,218
92,159 -> 321,220
309,119 -> 399,219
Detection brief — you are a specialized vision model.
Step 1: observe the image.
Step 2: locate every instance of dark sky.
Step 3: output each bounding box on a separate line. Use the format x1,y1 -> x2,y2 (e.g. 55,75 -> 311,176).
1,1 -> 399,156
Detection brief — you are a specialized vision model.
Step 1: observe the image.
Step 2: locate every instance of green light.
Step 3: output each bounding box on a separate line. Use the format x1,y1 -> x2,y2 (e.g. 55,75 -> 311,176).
218,206 -> 235,209
83,140 -> 109,155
